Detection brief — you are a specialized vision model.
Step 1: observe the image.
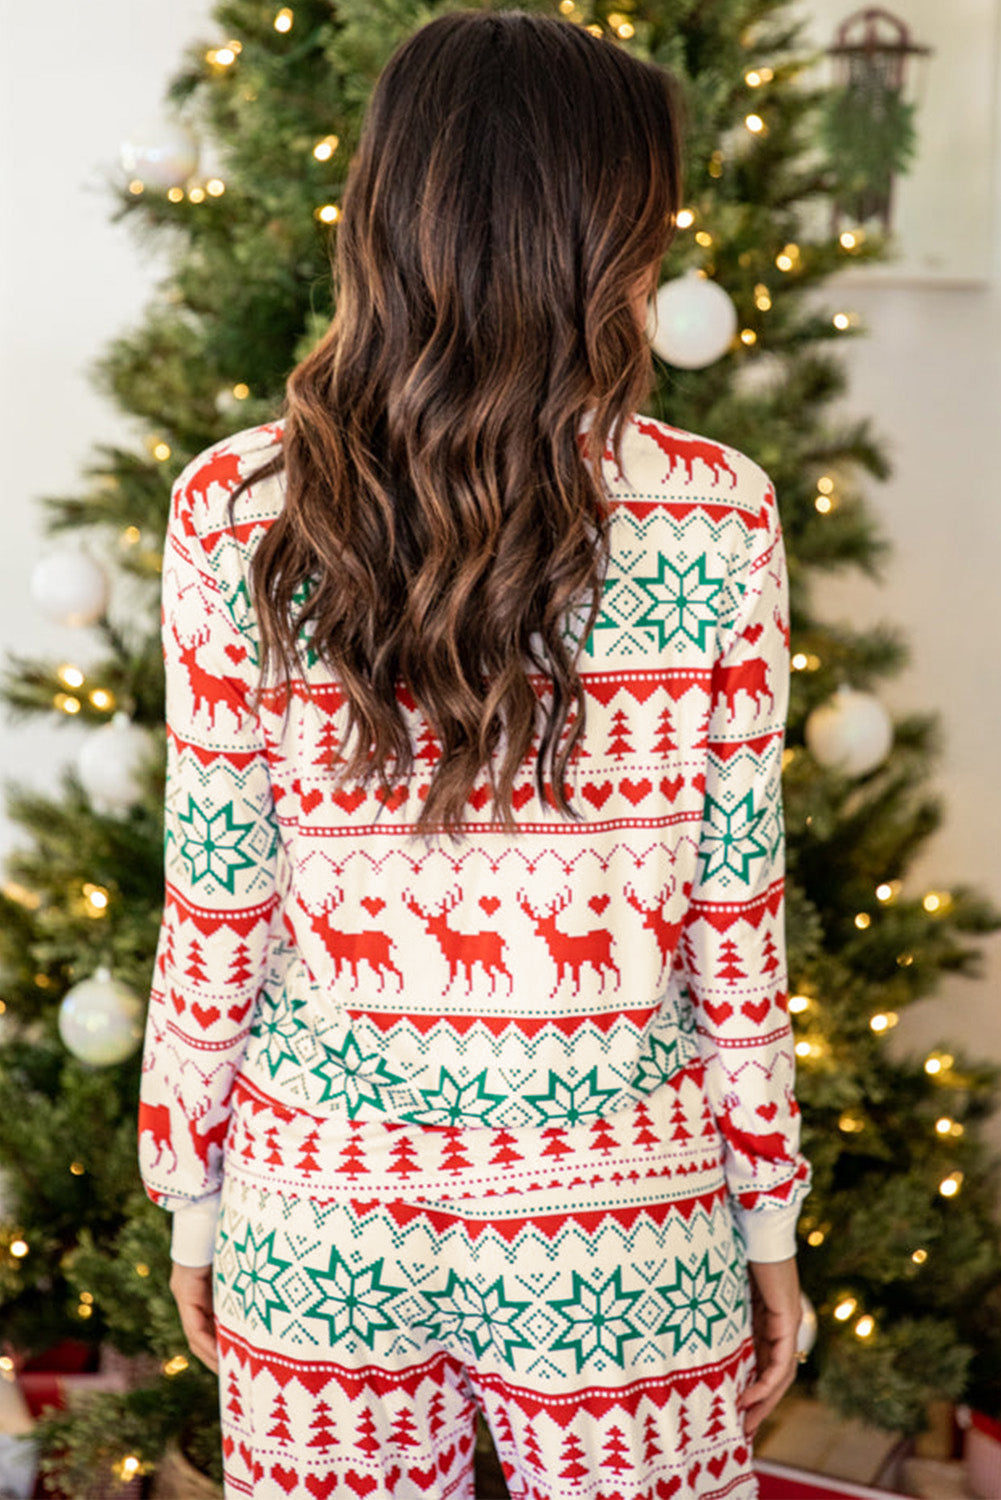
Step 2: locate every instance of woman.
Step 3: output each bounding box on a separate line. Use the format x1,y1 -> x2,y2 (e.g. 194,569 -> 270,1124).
139,10 -> 811,1497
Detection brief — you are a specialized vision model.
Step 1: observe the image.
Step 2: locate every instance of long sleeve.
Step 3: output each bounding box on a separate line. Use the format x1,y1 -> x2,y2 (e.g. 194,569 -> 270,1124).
137,451 -> 286,1267
676,470 -> 811,1262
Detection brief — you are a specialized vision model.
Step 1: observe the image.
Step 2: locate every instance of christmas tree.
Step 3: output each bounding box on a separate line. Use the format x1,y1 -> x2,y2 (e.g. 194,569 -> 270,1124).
1,0 -> 1000,1492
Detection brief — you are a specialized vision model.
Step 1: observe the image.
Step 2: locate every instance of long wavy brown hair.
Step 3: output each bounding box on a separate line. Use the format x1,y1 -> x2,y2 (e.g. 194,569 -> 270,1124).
225,8 -> 685,837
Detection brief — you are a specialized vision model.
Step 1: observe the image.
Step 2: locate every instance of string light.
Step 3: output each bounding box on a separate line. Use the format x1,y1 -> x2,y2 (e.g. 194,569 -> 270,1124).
232,383 -> 250,400
206,178 -> 226,197
744,113 -> 766,134
0,1356 -> 14,1372
585,23 -> 604,36
69,1161 -> 85,1175
740,329 -> 757,345
313,135 -> 340,161
833,312 -> 851,330
607,12 -> 634,37
875,882 -> 895,902
58,664 -> 85,688
939,1171 -> 963,1198
135,1262 -> 150,1277
53,693 -> 81,715
754,283 -> 772,310
10,1239 -> 28,1258
789,995 -> 811,1014
833,1297 -> 857,1321
923,891 -> 947,913
315,204 -> 340,224
77,1301 -> 93,1319
695,230 -> 713,246
188,186 -> 207,204
113,1456 -> 144,1482
854,913 -> 871,930
708,150 -> 724,179
121,525 -> 141,546
911,1248 -> 928,1264
807,1229 -> 825,1247
164,1354 -> 189,1376
791,652 -> 808,671
167,186 -> 185,204
82,883 -> 110,916
89,688 -> 115,711
839,229 -> 864,250
558,0 -> 575,10
128,179 -> 144,196
897,953 -> 914,967
815,495 -> 832,514
152,441 -> 171,462
775,243 -> 800,272
274,5 -> 293,29
817,476 -> 834,494
838,1112 -> 864,1134
854,1315 -> 875,1339
870,1012 -> 898,1033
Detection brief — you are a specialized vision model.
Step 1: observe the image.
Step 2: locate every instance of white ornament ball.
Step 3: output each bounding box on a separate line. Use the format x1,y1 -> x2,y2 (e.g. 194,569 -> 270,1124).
58,966 -> 143,1066
120,119 -> 199,190
797,1291 -> 818,1360
77,712 -> 153,815
648,268 -> 738,369
30,548 -> 110,627
805,685 -> 894,777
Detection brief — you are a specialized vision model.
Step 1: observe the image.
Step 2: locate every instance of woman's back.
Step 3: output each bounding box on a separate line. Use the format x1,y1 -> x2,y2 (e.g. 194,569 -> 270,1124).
145,406 -> 805,1259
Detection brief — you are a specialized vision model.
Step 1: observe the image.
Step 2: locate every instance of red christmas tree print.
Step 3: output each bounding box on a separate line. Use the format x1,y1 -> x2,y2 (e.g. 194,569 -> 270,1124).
642,1412 -> 663,1463
226,939 -> 253,989
356,1407 -> 380,1457
651,703 -> 677,755
607,707 -> 634,760
307,1397 -> 336,1450
185,936 -> 208,985
718,937 -> 747,986
388,1405 -> 420,1451
602,1425 -> 632,1475
558,1430 -> 589,1482
266,1391 -> 293,1444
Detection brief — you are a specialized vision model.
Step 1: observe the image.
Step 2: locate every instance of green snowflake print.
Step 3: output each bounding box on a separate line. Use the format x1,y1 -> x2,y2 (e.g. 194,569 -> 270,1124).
249,988 -> 310,1081
697,789 -> 770,884
525,1067 -> 620,1127
302,1246 -> 405,1349
230,1223 -> 292,1332
656,1253 -> 728,1354
417,1068 -> 506,1126
634,554 -> 725,650
310,1030 -> 405,1112
175,796 -> 257,891
630,1034 -> 682,1095
574,572 -> 621,658
551,1267 -> 645,1373
415,1271 -> 532,1365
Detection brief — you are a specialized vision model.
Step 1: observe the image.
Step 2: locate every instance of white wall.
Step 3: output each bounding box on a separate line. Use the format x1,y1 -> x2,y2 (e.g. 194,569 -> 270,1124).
1,4 -> 999,1133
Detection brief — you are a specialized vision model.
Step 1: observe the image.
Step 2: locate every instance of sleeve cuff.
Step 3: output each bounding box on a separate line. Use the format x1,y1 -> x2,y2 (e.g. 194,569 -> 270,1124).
733,1201 -> 802,1262
170,1194 -> 222,1267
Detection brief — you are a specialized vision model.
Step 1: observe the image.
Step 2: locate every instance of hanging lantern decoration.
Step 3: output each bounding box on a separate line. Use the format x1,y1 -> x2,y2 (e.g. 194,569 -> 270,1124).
120,119 -> 199,190
31,548 -> 110,627
76,713 -> 154,815
647,269 -> 738,369
805,684 -> 893,776
58,966 -> 143,1066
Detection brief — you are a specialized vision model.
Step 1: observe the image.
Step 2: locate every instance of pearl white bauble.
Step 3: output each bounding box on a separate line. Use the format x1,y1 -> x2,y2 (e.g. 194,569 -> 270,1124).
120,120 -> 199,190
648,269 -> 738,369
805,685 -> 893,777
30,548 -> 110,627
76,713 -> 153,815
58,966 -> 143,1066
797,1291 -> 818,1359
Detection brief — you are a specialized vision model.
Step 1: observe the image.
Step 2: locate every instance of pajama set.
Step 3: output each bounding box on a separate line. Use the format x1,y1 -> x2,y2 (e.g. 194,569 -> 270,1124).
138,410 -> 811,1500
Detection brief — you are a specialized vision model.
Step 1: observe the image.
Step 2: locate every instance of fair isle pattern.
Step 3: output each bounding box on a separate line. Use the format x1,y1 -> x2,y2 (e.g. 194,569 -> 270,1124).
138,411 -> 810,1496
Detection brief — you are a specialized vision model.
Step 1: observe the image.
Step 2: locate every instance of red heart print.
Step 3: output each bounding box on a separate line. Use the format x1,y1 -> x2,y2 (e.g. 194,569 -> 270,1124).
227,999 -> 252,1023
756,1103 -> 778,1121
222,1436 -> 234,1459
300,787 -> 323,815
702,1000 -> 733,1026
661,774 -> 684,801
741,998 -> 770,1024
374,785 -> 407,812
344,1472 -> 378,1497
589,894 -> 610,914
734,1446 -> 749,1465
224,643 -> 248,664
582,781 -> 613,808
480,896 -> 501,915
691,773 -> 706,795
708,1454 -> 727,1479
512,786 -> 534,810
656,1479 -> 682,1499
306,1476 -> 338,1499
191,1002 -> 220,1029
621,777 -> 652,805
361,897 -> 385,916
468,785 -> 491,810
170,988 -> 186,1014
271,1465 -> 298,1494
742,623 -> 763,643
331,787 -> 366,813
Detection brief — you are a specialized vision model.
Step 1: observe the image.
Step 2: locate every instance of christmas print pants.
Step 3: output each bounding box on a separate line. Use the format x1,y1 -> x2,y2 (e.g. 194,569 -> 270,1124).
211,1067 -> 758,1500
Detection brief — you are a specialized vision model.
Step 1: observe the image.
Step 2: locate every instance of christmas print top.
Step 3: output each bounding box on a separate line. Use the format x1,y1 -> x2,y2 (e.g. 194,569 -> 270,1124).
138,413 -> 811,1266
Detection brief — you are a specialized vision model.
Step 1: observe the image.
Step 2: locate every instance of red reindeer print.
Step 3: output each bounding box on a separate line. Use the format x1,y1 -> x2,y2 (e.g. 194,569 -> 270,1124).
773,602 -> 790,652
170,620 -> 249,731
624,877 -> 687,979
713,657 -> 773,720
297,889 -> 403,991
403,887 -> 513,995
716,1099 -> 790,1169
186,1097 -> 230,1173
182,451 -> 244,529
138,1100 -> 178,1172
517,887 -> 621,996
632,416 -> 739,489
